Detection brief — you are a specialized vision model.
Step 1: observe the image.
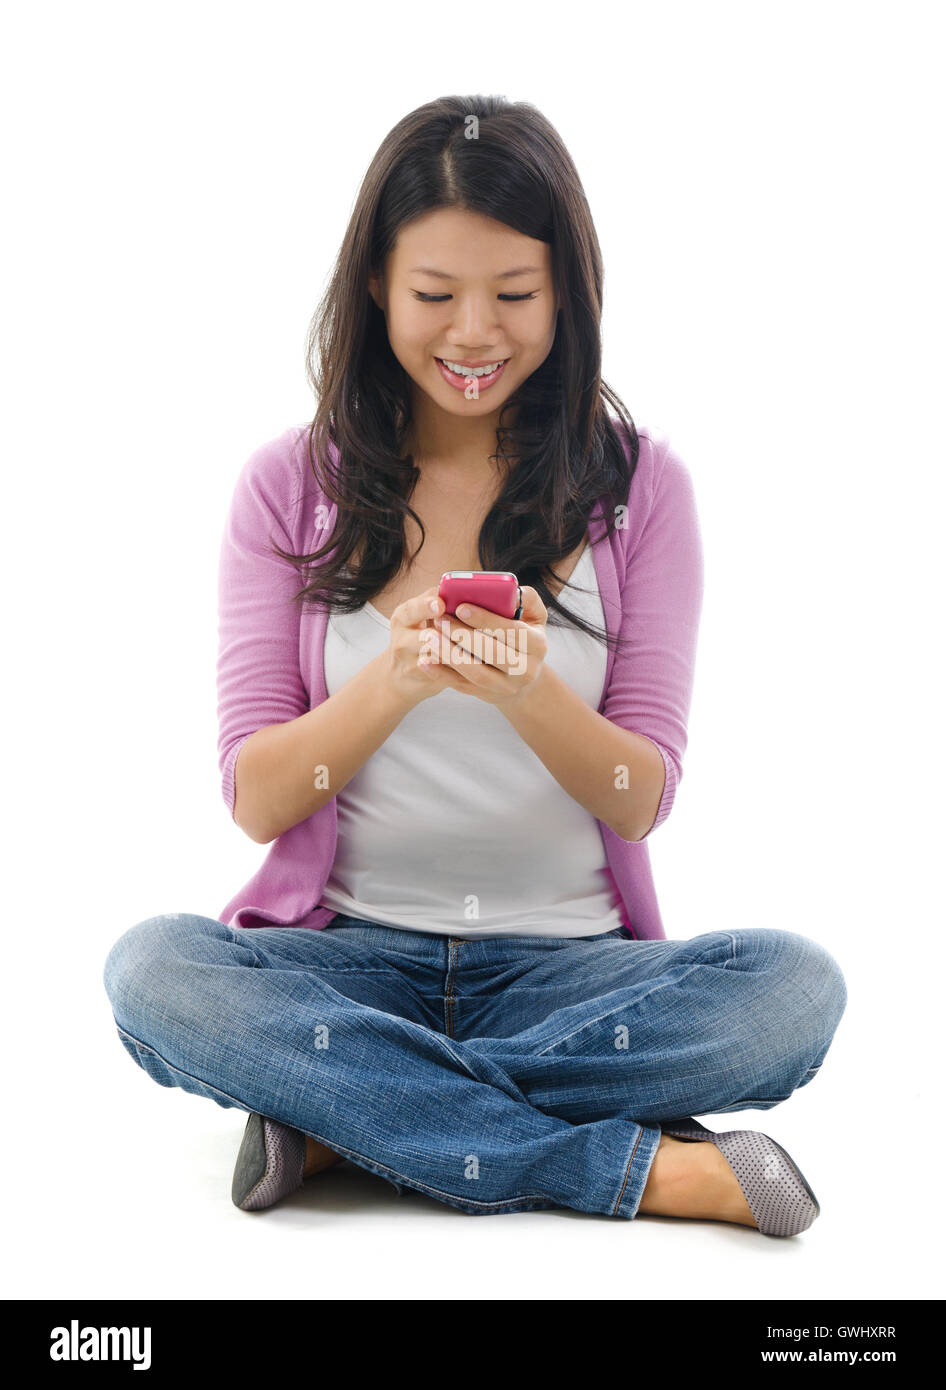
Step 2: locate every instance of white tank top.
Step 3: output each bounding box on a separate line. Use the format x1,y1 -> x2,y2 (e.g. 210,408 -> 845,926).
320,544 -> 624,937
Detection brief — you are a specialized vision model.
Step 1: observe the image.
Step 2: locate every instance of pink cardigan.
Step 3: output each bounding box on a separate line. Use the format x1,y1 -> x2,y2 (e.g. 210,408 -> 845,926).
216,421 -> 704,939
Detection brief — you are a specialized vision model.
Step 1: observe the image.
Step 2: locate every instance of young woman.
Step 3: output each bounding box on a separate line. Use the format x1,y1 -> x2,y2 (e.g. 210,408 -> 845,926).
103,95 -> 847,1235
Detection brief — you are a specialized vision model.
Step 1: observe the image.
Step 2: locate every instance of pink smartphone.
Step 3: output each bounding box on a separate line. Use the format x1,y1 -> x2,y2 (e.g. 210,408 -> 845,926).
438,571 -> 522,620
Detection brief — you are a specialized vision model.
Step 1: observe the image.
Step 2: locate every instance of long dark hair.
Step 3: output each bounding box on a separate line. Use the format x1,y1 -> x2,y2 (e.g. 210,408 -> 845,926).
273,94 -> 641,651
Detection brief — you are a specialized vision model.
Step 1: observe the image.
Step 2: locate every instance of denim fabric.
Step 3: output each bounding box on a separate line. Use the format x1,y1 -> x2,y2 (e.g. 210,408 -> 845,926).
102,913 -> 847,1220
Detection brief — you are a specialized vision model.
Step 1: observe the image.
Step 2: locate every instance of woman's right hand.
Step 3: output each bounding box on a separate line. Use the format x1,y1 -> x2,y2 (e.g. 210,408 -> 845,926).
382,585 -> 458,707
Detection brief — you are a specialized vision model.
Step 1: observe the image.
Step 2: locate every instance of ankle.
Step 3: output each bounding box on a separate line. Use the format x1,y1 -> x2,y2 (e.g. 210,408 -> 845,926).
638,1135 -> 703,1214
303,1135 -> 342,1178
638,1133 -> 757,1228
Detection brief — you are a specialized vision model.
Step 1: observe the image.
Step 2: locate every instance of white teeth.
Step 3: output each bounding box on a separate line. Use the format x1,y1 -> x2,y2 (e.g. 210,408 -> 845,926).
441,360 -> 504,377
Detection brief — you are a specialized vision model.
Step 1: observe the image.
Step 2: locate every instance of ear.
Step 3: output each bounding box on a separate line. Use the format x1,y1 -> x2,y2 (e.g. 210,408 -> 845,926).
368,271 -> 384,312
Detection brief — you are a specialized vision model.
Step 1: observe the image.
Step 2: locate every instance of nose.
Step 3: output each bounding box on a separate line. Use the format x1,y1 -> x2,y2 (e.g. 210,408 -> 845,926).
444,294 -> 503,353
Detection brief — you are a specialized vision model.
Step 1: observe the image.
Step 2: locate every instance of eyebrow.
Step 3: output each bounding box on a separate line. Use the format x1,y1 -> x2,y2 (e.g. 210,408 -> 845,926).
407,265 -> 541,280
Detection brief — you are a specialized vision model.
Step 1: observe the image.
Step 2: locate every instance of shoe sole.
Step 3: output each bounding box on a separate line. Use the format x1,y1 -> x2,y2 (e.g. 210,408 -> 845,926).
232,1112 -> 306,1212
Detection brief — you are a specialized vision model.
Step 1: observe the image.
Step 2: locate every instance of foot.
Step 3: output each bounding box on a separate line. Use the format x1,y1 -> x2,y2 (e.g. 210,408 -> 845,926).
303,1135 -> 344,1178
637,1133 -> 758,1228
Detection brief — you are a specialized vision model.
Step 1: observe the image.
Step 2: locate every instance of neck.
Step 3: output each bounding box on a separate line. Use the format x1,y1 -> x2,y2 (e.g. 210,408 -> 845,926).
404,391 -> 517,475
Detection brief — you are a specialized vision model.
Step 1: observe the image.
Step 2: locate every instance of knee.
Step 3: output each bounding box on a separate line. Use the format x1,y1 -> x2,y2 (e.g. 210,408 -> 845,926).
735,927 -> 848,1042
779,929 -> 847,1027
102,913 -> 223,1023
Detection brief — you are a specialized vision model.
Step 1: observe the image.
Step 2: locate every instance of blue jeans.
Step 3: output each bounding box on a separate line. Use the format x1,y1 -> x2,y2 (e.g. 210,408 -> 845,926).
102,913 -> 847,1219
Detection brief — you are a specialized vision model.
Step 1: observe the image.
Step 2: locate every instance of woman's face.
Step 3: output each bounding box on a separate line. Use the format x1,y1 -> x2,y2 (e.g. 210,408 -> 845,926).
369,206 -> 558,429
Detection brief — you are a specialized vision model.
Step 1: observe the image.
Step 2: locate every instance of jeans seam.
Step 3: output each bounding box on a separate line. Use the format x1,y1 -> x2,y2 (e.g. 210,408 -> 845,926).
612,1127 -> 645,1215
444,939 -> 462,1038
114,1024 -> 550,1214
534,959 -> 716,1057
537,933 -> 741,1056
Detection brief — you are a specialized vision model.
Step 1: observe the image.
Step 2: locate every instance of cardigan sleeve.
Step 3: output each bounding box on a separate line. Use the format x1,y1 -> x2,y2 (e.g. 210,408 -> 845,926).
601,437 -> 705,837
216,435 -> 310,821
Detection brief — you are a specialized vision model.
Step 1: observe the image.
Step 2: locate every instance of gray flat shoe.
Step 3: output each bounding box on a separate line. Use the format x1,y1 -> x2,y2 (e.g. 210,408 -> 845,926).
232,1112 -> 307,1212
660,1116 -> 821,1237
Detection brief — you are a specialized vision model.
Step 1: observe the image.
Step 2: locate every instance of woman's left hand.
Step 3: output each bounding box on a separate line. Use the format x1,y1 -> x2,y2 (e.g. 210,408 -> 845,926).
428,585 -> 549,706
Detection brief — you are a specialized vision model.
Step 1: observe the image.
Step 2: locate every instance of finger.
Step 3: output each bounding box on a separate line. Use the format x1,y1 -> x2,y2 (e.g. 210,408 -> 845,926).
516,585 -> 547,624
394,587 -> 446,629
452,586 -> 547,631
433,616 -> 529,677
435,642 -> 513,691
415,629 -> 493,687
449,600 -> 516,629
444,605 -> 526,666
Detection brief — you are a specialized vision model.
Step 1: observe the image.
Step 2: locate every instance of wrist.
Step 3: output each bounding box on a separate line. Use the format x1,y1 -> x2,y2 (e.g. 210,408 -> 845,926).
365,652 -> 424,720
501,660 -> 555,721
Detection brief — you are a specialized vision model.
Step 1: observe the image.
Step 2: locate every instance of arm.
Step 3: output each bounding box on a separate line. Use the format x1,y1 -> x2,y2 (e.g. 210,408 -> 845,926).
499,664 -> 667,842
234,653 -> 410,844
594,440 -> 704,837
216,434 -> 312,840
435,439 -> 704,840
506,441 -> 704,839
216,441 -> 456,842
236,591 -> 465,841
215,438 -> 405,843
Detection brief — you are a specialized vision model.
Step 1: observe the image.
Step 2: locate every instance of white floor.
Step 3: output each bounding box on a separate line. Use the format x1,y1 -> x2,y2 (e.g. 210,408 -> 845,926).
8,1001 -> 934,1302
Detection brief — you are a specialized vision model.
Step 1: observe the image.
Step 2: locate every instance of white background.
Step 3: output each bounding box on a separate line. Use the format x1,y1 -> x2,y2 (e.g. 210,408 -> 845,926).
2,0 -> 943,1303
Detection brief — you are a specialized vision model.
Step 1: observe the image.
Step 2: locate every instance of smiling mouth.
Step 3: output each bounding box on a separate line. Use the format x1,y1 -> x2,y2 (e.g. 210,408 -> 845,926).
438,358 -> 508,377
434,357 -> 510,392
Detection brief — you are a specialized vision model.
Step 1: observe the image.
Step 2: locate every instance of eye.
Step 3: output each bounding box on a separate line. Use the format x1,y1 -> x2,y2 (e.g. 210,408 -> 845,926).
410,291 -> 539,303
